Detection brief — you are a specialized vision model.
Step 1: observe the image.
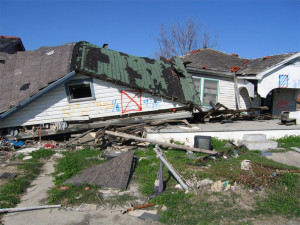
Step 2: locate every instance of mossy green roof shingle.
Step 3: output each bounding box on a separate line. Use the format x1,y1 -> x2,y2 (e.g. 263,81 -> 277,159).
70,41 -> 200,106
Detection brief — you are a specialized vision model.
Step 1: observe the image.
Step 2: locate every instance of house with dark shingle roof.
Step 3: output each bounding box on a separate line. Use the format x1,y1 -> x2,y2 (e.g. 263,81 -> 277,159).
0,36 -> 25,53
182,48 -> 300,115
0,41 -> 200,135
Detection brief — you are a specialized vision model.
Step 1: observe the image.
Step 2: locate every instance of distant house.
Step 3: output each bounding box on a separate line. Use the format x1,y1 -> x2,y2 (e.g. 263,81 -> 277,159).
0,41 -> 200,136
182,49 -> 300,115
0,36 -> 25,53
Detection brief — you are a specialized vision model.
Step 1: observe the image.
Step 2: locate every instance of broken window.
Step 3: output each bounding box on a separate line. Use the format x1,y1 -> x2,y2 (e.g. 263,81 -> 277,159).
192,77 -> 201,97
203,79 -> 218,106
65,78 -> 95,102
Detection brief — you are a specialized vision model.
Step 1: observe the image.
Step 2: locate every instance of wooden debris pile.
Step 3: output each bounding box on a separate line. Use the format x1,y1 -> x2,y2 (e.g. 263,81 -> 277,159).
197,102 -> 271,123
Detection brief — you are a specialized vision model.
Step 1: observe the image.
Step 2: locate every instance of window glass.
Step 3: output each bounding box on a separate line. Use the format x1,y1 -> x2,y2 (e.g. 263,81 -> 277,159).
192,77 -> 201,97
203,79 -> 218,105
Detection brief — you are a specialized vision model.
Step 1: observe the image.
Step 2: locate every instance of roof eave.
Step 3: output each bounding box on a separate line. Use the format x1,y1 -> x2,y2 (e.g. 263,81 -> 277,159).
0,71 -> 76,121
256,52 -> 300,79
186,67 -> 233,78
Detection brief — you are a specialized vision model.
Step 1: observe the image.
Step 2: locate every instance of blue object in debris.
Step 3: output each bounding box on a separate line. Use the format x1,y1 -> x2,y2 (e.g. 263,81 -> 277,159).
270,172 -> 277,178
8,140 -> 24,146
260,151 -> 272,157
223,180 -> 230,188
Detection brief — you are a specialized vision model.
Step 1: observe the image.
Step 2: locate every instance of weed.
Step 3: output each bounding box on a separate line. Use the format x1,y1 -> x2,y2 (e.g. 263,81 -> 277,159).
0,158 -> 44,208
256,173 -> 300,216
31,148 -> 55,159
275,135 -> 300,150
48,184 -> 101,206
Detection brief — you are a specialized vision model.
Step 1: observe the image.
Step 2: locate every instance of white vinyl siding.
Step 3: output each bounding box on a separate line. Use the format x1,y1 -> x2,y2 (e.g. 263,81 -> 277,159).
0,74 -> 184,128
192,74 -> 236,109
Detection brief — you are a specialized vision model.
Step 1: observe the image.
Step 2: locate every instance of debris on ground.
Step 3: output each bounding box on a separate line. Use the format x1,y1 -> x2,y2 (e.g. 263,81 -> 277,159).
63,151 -> 135,189
210,180 -> 223,192
241,160 -> 252,171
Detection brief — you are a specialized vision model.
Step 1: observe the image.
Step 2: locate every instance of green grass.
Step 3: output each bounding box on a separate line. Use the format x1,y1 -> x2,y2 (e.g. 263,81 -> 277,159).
0,149 -> 54,208
48,184 -> 101,206
256,173 -> 300,217
276,135 -> 300,150
48,148 -> 106,206
134,137 -> 300,224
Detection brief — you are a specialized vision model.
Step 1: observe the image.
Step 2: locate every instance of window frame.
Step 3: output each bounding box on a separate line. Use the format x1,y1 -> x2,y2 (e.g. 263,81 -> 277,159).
65,78 -> 96,103
192,76 -> 219,107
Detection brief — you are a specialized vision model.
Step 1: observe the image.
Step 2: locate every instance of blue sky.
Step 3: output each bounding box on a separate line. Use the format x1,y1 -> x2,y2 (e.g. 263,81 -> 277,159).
1,0 -> 299,59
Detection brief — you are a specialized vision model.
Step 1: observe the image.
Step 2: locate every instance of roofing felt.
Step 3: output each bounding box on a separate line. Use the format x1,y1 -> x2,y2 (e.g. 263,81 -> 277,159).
181,48 -> 247,73
63,151 -> 134,189
70,41 -> 201,106
237,53 -> 297,75
0,36 -> 25,53
0,43 -> 75,114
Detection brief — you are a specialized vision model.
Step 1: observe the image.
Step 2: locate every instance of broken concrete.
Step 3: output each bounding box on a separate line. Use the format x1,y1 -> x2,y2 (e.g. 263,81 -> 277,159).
266,151 -> 300,168
240,134 -> 278,150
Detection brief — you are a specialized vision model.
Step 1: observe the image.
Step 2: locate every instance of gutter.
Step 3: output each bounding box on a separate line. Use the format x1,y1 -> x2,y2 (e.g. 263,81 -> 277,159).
0,71 -> 76,121
186,67 -> 233,78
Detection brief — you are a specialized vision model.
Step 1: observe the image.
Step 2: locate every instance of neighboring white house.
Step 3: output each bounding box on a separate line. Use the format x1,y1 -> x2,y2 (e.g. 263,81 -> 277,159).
182,49 -> 300,115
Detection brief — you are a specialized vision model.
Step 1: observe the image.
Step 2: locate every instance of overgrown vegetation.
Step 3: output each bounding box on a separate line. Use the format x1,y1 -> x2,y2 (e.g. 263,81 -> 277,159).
48,148 -> 105,206
0,149 -> 55,208
134,137 -> 300,224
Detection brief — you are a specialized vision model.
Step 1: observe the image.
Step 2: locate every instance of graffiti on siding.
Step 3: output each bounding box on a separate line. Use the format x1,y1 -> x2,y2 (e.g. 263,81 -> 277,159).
273,99 -> 296,115
62,90 -> 162,116
121,90 -> 142,114
278,75 -> 289,88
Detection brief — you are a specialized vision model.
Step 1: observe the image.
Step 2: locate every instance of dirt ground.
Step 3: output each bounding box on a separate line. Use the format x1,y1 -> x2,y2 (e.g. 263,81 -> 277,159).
1,158 -> 161,225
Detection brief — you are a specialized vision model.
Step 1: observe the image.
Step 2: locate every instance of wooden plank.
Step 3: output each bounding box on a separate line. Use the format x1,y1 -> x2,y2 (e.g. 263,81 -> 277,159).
64,129 -> 94,146
104,130 -> 217,155
4,111 -> 192,140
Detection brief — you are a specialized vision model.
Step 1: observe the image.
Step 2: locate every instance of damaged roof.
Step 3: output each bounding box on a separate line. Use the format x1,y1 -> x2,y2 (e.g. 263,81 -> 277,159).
0,43 -> 75,114
181,48 -> 299,76
70,41 -> 200,106
0,41 -> 200,115
181,48 -> 247,73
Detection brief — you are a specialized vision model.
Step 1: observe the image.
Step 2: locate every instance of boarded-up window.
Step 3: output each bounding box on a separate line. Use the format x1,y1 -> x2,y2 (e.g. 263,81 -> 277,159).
203,79 -> 218,106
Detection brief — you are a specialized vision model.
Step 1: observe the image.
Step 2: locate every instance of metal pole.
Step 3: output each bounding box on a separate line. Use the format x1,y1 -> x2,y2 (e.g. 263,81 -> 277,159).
154,145 -> 189,192
0,205 -> 61,213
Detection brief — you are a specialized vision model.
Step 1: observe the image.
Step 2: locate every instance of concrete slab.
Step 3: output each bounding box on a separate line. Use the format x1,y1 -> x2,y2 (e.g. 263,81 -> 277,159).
266,151 -> 300,168
146,119 -> 300,145
243,134 -> 266,142
242,140 -> 278,151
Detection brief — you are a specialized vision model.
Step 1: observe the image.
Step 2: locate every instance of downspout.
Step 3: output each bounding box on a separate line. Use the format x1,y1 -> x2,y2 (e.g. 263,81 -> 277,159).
231,67 -> 241,110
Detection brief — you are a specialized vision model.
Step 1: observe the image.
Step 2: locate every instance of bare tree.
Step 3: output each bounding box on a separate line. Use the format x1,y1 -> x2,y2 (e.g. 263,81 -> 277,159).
155,18 -> 218,59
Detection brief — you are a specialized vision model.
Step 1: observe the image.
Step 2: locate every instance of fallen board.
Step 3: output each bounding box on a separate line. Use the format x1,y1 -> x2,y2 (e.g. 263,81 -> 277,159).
105,130 -> 217,154
63,151 -> 134,189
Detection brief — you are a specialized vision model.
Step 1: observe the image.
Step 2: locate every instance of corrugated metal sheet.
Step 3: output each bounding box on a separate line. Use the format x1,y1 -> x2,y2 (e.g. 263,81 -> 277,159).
70,42 -> 200,106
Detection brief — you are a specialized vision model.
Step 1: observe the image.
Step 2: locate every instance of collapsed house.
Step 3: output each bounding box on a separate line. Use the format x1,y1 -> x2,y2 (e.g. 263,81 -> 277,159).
182,49 -> 300,115
0,38 -> 200,138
